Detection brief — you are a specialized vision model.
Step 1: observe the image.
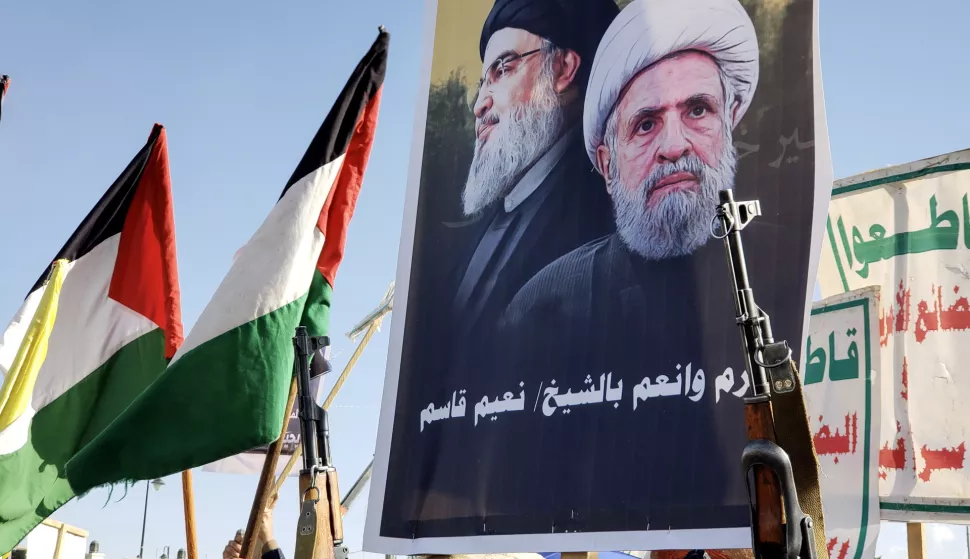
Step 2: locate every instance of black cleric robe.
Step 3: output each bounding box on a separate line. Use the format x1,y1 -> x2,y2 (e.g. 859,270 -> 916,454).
381,127 -> 617,535
469,233 -> 753,532
444,125 -> 615,386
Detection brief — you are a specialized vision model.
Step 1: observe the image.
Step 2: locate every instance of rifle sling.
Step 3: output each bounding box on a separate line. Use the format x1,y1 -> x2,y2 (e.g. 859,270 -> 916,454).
768,355 -> 827,559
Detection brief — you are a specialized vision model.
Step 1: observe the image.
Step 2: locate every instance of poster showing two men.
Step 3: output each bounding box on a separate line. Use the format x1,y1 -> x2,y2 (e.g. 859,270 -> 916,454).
368,0 -> 832,552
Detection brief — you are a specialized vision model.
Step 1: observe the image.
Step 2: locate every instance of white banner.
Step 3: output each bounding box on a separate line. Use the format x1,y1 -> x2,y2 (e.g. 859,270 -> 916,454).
805,287 -> 881,559
818,148 -> 970,522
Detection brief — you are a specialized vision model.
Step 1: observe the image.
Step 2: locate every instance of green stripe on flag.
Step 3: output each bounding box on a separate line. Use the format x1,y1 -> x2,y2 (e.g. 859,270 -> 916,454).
301,270 -> 333,337
0,328 -> 167,551
66,286 -> 328,491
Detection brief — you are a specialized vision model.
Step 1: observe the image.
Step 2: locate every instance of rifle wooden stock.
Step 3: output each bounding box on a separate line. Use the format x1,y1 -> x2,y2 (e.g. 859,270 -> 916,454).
326,469 -> 344,543
297,471 -> 340,559
745,398 -> 784,550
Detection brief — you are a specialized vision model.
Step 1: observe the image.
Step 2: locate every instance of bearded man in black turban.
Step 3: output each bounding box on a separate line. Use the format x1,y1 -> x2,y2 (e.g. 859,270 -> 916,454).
447,0 -> 620,385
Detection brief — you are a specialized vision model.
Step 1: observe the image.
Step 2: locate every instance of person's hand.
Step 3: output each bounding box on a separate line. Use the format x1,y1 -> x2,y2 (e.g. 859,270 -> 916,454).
222,532 -> 243,559
256,493 -> 280,555
258,492 -> 279,549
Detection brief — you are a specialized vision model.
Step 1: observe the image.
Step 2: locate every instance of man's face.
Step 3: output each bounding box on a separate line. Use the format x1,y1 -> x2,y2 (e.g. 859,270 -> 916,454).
461,28 -> 566,217
598,51 -> 739,260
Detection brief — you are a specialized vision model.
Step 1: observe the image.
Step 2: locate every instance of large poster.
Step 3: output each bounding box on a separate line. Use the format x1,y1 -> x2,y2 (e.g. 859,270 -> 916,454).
817,149 -> 970,522
805,287 -> 882,559
367,0 -> 832,552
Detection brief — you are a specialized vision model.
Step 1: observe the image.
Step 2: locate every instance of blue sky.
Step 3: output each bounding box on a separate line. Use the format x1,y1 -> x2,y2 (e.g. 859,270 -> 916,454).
0,0 -> 968,558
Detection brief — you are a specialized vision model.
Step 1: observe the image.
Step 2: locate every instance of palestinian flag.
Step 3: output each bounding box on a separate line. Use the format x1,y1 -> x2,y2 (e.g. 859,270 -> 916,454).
0,124 -> 183,551
0,75 -> 9,125
67,28 -> 389,488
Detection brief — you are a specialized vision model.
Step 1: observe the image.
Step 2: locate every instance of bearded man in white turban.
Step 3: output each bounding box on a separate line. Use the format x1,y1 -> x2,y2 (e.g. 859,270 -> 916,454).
584,0 -> 757,261
505,0 -> 759,320
496,0 -> 761,534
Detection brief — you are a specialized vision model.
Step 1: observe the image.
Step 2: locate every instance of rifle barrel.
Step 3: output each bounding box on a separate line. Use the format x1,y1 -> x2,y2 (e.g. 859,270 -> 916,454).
715,190 -> 786,555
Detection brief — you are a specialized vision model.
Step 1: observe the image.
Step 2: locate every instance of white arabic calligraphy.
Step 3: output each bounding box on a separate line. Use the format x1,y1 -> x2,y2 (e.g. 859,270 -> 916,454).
714,367 -> 750,403
632,364 -> 707,409
474,382 -> 527,425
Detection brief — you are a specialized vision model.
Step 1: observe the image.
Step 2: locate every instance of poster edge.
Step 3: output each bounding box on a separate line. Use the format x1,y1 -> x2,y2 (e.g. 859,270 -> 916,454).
363,0 -> 441,547
800,0 -> 834,376
363,527 -> 751,555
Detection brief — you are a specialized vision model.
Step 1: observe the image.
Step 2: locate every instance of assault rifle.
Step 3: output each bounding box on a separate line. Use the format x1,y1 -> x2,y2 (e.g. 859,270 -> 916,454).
292,327 -> 346,559
711,189 -> 826,559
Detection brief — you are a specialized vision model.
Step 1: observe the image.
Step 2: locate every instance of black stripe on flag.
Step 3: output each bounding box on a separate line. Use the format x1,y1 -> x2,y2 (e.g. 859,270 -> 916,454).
0,75 -> 9,124
28,124 -> 163,295
279,29 -> 389,200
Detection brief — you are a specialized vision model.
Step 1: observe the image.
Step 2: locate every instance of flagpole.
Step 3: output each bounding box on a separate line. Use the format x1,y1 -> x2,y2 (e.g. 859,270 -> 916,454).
139,481 -> 150,559
181,471 -> 198,559
240,377 -> 299,559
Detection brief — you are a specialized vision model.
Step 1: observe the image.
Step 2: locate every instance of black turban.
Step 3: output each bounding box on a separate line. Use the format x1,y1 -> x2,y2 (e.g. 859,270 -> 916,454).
479,0 -> 620,89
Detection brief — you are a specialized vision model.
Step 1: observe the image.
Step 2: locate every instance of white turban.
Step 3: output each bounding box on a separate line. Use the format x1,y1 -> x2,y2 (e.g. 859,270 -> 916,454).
583,0 -> 759,164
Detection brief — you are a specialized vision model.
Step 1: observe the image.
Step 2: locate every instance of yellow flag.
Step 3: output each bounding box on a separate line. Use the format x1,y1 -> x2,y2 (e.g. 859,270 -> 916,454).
0,259 -> 69,431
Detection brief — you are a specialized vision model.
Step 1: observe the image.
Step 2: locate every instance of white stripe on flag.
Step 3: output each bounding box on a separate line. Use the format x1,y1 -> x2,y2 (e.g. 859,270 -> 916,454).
172,155 -> 345,363
33,236 -> 157,410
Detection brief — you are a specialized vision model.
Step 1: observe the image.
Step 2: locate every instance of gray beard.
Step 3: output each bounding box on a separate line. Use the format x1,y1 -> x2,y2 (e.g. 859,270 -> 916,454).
609,140 -> 738,261
462,80 -> 563,217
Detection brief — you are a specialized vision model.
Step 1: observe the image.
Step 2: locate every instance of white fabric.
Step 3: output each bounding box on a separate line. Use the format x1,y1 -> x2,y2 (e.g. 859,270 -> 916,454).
583,0 -> 759,163
0,287 -> 45,380
172,156 -> 344,362
0,235 -> 161,455
31,237 -> 157,409
0,404 -> 34,454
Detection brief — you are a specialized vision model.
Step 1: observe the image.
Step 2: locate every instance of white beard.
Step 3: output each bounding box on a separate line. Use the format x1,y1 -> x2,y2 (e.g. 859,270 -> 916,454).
462,73 -> 563,217
609,135 -> 738,261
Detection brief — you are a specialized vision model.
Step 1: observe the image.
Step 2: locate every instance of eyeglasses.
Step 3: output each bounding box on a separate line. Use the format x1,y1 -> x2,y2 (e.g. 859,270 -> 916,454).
469,48 -> 542,107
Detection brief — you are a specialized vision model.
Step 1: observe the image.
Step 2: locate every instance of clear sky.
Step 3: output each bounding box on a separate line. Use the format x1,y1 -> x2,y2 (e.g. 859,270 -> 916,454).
0,0 -> 968,559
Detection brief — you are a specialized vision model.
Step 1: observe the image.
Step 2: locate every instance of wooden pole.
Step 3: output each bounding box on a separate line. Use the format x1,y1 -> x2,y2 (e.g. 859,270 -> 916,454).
322,320 -> 381,411
240,377 -> 299,559
907,522 -> 926,559
270,319 -> 383,496
52,523 -> 67,559
181,470 -> 199,559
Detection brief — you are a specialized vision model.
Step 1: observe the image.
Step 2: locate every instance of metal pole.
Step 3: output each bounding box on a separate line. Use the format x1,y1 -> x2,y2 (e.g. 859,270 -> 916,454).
340,459 -> 374,511
139,480 -> 150,558
965,524 -> 969,558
